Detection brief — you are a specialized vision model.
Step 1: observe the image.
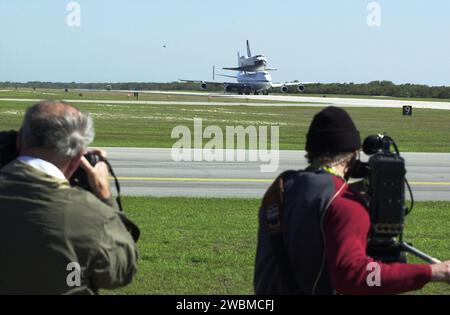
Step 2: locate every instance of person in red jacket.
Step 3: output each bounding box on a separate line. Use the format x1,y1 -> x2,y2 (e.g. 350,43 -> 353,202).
254,106 -> 450,295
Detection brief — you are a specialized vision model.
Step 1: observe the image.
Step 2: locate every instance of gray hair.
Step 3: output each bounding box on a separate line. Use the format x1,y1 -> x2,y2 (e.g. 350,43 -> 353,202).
306,151 -> 356,168
21,101 -> 94,159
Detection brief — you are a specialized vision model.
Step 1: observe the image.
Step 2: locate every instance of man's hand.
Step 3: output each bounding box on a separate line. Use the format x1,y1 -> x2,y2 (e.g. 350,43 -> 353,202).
430,260 -> 450,284
79,149 -> 111,200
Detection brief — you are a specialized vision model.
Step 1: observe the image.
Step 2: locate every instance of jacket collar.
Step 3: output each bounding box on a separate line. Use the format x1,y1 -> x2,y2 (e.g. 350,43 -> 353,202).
0,159 -> 70,189
17,156 -> 66,180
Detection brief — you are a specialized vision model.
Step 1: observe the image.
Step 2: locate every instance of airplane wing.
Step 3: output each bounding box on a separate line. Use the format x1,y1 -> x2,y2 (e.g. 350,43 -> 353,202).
215,74 -> 237,79
222,66 -> 258,72
180,80 -> 250,88
271,82 -> 300,88
222,66 -> 277,72
271,81 -> 316,93
271,81 -> 315,88
179,79 -> 225,86
179,79 -> 270,94
222,67 -> 244,71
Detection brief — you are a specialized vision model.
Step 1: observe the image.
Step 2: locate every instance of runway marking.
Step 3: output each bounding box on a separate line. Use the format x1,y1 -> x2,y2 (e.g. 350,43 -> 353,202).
410,181 -> 450,186
116,177 -> 450,186
116,177 -> 271,183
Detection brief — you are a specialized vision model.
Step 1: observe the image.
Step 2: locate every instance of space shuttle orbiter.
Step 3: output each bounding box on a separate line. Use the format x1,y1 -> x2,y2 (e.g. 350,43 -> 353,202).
222,40 -> 277,72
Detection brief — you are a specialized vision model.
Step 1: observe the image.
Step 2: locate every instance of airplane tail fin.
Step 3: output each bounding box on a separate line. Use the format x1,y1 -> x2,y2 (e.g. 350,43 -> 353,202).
246,40 -> 252,57
237,51 -> 241,66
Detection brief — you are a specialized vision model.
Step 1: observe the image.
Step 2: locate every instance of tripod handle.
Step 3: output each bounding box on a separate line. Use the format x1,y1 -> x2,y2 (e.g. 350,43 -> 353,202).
400,242 -> 441,264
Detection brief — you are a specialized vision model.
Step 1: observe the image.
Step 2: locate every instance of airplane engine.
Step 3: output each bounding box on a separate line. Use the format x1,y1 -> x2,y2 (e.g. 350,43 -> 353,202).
200,82 -> 208,90
280,85 -> 289,93
297,85 -> 305,93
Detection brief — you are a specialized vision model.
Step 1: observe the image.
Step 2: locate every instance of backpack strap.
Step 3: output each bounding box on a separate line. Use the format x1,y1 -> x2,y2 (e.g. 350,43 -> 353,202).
260,170 -> 299,293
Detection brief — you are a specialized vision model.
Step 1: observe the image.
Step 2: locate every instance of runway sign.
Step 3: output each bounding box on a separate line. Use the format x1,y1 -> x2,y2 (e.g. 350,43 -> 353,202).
403,105 -> 412,116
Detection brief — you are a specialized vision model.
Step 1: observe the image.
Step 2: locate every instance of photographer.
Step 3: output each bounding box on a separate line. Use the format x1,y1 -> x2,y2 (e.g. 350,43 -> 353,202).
254,106 -> 450,295
0,100 -> 138,294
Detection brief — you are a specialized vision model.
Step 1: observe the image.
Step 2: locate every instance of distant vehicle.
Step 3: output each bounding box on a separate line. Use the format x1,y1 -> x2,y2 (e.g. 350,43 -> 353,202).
181,40 -> 313,95
106,85 -> 112,91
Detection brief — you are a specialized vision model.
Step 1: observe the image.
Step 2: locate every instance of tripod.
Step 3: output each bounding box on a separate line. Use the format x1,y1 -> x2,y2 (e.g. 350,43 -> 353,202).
400,242 -> 441,264
368,237 -> 441,264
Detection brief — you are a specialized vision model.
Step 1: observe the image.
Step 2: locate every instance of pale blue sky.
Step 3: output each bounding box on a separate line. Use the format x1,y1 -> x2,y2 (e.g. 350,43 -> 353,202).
1,0 -> 450,85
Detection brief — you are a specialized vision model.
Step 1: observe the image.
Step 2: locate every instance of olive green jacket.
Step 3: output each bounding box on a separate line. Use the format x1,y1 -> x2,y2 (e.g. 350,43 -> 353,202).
0,160 -> 139,294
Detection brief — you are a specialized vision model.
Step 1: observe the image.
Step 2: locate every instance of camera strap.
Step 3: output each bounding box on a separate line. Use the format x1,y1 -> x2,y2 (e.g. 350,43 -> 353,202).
261,170 -> 299,293
102,157 -> 140,242
101,158 -> 123,212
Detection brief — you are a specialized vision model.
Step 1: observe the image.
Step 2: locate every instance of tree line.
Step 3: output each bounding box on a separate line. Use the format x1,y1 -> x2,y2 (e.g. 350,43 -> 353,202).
302,81 -> 450,99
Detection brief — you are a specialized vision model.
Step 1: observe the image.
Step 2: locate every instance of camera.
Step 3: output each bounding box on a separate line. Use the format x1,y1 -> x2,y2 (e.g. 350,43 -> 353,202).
0,130 -> 19,168
352,134 -> 408,236
0,130 -> 104,193
69,152 -> 103,190
350,134 -> 408,262
350,134 -> 440,264
0,129 -> 139,242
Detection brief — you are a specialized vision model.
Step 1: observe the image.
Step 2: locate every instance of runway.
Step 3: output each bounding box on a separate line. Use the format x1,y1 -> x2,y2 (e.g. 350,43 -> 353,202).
106,148 -> 450,201
2,91 -> 450,110
133,90 -> 450,111
106,89 -> 450,110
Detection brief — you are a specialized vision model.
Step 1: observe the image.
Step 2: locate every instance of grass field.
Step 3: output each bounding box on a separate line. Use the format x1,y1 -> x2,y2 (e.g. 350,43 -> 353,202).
3,88 -> 450,103
0,88 -> 297,104
105,197 -> 450,295
1,98 -> 450,152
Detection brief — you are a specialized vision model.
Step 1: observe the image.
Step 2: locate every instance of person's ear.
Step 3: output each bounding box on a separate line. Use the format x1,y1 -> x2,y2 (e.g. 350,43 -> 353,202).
65,152 -> 84,179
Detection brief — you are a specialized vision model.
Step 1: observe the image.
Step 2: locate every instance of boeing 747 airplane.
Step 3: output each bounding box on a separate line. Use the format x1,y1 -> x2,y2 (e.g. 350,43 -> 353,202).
181,41 -> 312,95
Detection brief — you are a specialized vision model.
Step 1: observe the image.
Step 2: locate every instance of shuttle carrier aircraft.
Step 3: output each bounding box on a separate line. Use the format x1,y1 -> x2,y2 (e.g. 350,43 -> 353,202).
182,41 -> 312,95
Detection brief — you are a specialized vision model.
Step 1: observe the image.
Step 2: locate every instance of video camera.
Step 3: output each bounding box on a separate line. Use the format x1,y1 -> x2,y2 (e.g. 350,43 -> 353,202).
351,134 -> 440,264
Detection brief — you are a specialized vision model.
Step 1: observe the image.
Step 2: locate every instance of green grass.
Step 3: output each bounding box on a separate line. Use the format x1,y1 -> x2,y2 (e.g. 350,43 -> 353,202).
108,197 -> 259,295
105,197 -> 450,295
402,202 -> 450,295
1,99 -> 450,152
0,88 -> 295,104
3,88 -> 450,103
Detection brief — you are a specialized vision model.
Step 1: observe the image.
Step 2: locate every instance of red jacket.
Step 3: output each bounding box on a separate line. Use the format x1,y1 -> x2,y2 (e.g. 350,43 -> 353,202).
325,176 -> 431,294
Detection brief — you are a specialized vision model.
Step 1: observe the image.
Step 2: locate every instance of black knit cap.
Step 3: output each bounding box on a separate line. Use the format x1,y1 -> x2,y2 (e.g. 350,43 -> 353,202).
305,106 -> 361,153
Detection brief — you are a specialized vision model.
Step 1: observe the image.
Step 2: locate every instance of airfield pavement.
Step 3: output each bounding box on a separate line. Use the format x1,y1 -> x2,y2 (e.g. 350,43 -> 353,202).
106,147 -> 450,201
2,91 -> 450,110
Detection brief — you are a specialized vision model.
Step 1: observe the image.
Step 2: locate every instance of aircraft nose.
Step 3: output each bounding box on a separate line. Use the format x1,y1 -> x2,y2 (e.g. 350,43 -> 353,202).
257,59 -> 267,66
